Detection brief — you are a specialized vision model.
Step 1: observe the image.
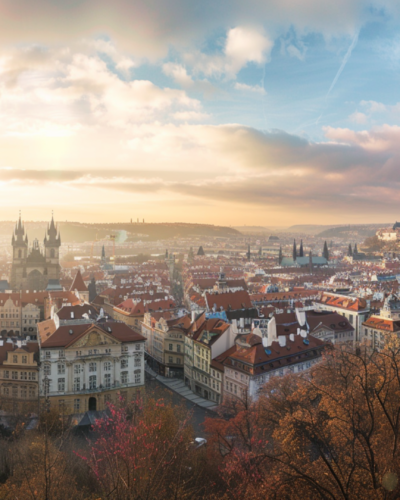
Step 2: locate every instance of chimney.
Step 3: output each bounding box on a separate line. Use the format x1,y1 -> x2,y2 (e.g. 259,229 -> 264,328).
289,333 -> 295,341
278,335 -> 286,347
191,311 -> 196,323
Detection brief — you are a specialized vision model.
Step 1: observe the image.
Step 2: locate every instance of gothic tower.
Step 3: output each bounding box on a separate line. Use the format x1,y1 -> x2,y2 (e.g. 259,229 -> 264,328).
10,215 -> 61,291
44,215 -> 61,265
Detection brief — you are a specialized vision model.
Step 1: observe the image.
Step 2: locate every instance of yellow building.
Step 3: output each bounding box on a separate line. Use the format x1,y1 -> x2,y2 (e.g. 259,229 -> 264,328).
0,340 -> 39,414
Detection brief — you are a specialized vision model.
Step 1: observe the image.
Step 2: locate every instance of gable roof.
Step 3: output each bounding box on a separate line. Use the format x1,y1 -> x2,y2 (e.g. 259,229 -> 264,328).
41,321 -> 145,348
70,270 -> 88,292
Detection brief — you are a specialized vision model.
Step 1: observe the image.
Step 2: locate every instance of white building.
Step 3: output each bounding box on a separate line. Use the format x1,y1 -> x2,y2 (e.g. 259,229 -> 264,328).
38,320 -> 145,414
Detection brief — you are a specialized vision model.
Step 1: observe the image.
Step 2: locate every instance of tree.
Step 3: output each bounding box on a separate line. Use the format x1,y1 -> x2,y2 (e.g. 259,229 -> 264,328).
278,246 -> 283,265
292,240 -> 297,262
299,240 -> 304,257
205,340 -> 400,499
197,246 -> 205,256
348,243 -> 353,256
323,240 -> 329,260
78,397 -> 211,500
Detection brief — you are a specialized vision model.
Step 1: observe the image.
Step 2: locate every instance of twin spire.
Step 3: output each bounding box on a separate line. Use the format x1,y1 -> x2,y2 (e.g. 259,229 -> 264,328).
12,213 -> 61,247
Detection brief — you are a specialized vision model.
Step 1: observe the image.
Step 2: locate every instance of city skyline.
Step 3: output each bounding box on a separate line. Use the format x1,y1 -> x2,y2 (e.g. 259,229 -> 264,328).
1,1 -> 400,224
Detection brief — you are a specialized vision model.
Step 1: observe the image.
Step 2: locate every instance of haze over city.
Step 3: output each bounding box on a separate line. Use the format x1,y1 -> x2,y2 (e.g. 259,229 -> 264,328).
2,1 -> 400,224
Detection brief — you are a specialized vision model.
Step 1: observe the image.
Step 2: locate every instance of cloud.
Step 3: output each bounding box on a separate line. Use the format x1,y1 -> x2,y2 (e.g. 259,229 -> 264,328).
162,63 -> 193,87
349,111 -> 368,124
0,0 -> 378,58
3,123 -> 400,221
0,45 -> 205,137
234,82 -> 266,94
184,26 -> 273,80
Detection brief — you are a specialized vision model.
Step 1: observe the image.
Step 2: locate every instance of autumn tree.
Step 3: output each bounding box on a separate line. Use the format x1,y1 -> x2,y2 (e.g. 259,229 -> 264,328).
78,396 -> 213,500
205,341 -> 400,500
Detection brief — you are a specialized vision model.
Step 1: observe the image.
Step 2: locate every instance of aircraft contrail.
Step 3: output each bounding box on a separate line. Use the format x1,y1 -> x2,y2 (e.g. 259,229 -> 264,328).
316,30 -> 360,124
326,30 -> 359,98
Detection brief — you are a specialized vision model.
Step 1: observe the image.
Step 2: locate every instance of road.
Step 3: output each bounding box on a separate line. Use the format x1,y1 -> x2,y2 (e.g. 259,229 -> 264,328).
145,372 -> 216,437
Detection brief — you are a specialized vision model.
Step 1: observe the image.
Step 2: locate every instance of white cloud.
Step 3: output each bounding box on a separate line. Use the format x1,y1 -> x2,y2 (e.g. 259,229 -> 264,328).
185,26 -> 273,80
349,111 -> 368,124
234,82 -> 266,94
0,45 -> 205,137
162,62 -> 193,87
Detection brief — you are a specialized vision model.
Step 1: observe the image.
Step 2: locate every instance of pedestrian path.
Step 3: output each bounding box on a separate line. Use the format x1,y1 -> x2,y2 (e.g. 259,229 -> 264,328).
145,365 -> 217,410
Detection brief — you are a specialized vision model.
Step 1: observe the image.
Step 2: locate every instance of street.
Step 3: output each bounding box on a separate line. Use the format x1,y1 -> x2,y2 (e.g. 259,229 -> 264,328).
145,372 -> 216,437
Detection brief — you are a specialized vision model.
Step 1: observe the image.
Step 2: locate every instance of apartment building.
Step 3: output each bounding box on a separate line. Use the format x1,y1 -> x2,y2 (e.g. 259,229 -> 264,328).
362,293 -> 400,350
38,320 -> 145,413
0,339 -> 39,413
314,292 -> 370,342
141,311 -> 190,377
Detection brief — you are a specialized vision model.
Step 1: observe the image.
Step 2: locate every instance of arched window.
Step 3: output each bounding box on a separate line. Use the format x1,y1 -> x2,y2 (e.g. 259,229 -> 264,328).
50,248 -> 55,258
18,250 -> 22,258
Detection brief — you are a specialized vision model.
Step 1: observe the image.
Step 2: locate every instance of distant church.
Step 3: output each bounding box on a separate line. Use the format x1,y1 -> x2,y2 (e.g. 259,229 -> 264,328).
10,216 -> 61,291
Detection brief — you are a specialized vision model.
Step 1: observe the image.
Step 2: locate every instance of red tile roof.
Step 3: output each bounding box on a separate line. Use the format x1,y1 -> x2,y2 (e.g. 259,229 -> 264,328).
70,270 -> 88,292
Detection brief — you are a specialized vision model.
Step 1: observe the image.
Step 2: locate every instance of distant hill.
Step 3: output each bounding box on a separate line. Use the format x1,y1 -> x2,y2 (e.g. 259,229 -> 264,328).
0,221 -> 241,243
317,224 -> 387,239
286,225 -> 339,235
233,226 -> 272,234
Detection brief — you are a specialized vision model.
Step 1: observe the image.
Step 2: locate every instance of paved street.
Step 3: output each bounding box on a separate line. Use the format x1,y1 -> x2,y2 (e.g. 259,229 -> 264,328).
145,371 -> 217,437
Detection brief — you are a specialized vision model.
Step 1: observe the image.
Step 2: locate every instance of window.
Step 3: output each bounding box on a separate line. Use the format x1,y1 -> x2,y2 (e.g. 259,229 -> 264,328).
58,378 -> 65,391
13,355 -> 17,363
177,345 -> 181,353
45,351 -> 50,359
59,350 -> 65,358
135,344 -> 141,351
12,386 -> 18,397
74,399 -> 80,412
89,362 -> 97,372
169,344 -> 173,351
76,351 -> 82,356
29,387 -> 35,398
89,375 -> 97,389
134,357 -> 141,367
104,374 -> 111,388
169,356 -> 173,363
104,361 -> 111,371
58,364 -> 65,375
177,358 -> 181,364
73,377 -> 80,391
3,370 -> 9,379
121,359 -> 128,369
349,315 -> 353,325
20,372 -> 27,380
12,371 -> 18,380
21,387 -> 27,398
121,371 -> 128,384
44,364 -> 51,376
22,356 -> 27,364
121,346 -> 128,353
74,364 -> 81,374
135,373 -> 141,384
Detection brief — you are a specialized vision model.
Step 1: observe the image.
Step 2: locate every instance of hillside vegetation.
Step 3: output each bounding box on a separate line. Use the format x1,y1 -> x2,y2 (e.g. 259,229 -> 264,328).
0,221 -> 241,243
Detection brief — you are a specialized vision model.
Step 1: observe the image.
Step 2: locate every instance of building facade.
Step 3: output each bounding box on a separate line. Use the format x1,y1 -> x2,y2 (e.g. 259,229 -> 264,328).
0,340 -> 39,414
38,321 -> 145,413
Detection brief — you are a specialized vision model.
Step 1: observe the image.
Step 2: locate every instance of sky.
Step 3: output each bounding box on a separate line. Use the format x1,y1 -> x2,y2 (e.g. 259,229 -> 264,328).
1,0 -> 400,226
